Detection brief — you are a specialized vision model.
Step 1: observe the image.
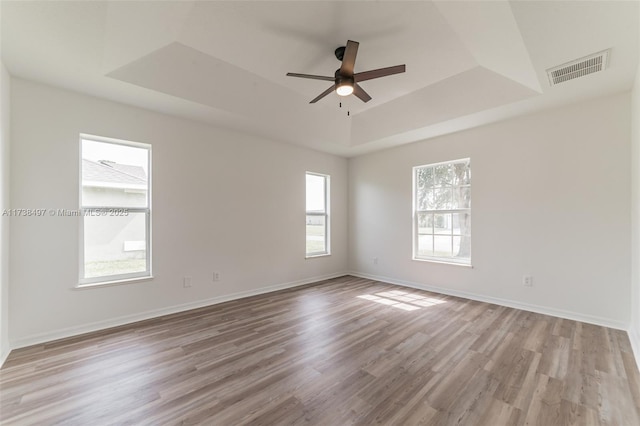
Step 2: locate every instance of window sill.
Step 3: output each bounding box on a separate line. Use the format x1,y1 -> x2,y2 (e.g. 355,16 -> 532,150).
306,253 -> 331,259
412,258 -> 473,268
75,275 -> 154,290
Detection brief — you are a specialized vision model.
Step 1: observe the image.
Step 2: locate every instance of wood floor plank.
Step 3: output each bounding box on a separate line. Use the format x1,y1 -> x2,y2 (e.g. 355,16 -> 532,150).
1,275 -> 639,425
477,398 -> 522,426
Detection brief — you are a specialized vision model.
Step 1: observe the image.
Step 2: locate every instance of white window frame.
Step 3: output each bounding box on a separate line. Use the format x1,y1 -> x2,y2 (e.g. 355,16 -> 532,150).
78,134 -> 152,287
305,172 -> 330,258
413,158 -> 471,266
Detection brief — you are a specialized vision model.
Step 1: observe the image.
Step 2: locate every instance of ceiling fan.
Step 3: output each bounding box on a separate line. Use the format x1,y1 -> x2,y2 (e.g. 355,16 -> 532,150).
286,40 -> 406,104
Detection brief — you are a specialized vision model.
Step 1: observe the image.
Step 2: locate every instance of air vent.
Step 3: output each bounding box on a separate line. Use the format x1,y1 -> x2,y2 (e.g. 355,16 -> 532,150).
546,50 -> 610,86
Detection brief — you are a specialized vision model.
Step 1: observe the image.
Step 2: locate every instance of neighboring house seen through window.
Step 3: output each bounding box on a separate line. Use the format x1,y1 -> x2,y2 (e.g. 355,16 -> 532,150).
306,172 -> 330,257
80,135 -> 151,285
413,158 -> 471,265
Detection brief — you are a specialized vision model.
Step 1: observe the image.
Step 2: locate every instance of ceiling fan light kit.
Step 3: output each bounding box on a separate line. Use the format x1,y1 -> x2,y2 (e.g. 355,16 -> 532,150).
336,84 -> 354,97
336,78 -> 354,96
287,40 -> 406,104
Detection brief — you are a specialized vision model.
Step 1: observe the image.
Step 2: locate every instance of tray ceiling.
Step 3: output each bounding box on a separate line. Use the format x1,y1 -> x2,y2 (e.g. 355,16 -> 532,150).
1,1 -> 637,156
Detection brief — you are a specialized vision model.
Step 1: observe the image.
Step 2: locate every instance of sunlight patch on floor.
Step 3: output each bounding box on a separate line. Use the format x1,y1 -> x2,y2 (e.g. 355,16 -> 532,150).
357,289 -> 446,311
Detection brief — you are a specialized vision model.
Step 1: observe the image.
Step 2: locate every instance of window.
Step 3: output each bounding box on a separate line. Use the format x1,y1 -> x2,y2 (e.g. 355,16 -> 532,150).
306,172 -> 330,257
413,158 -> 471,265
79,135 -> 151,285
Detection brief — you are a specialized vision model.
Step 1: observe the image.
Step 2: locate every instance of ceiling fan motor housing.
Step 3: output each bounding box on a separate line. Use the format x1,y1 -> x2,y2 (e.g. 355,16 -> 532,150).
334,69 -> 354,84
334,69 -> 354,96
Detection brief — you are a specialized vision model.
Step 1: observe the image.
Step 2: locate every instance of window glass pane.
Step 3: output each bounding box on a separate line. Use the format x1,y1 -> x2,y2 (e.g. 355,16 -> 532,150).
452,161 -> 471,185
83,212 -> 147,279
434,164 -> 452,187
306,174 -> 325,212
82,139 -> 149,208
432,188 -> 451,210
416,188 -> 431,211
453,236 -> 471,260
453,236 -> 462,258
434,235 -> 453,257
82,187 -> 147,208
416,167 -> 434,190
452,212 -> 471,236
417,234 -> 434,257
417,212 -> 433,235
452,186 -> 470,209
433,213 -> 451,235
306,215 -> 326,254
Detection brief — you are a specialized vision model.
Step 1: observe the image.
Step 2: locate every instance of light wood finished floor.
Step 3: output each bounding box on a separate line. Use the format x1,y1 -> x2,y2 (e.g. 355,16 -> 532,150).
2,276 -> 640,425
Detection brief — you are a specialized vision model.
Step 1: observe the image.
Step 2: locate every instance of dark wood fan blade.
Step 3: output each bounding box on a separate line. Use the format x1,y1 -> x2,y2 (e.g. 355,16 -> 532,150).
339,40 -> 359,76
354,64 -> 406,82
286,73 -> 335,82
310,85 -> 336,103
353,84 -> 372,103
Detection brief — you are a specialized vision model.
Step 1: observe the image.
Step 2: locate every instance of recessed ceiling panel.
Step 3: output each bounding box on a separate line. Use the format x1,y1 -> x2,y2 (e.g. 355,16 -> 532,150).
178,1 -> 478,114
351,66 -> 540,146
102,1 -> 195,73
434,0 -> 541,92
108,42 -> 350,148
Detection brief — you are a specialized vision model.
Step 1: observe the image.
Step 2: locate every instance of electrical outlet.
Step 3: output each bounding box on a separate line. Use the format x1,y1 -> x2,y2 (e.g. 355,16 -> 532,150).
213,271 -> 221,282
523,275 -> 533,287
183,276 -> 192,288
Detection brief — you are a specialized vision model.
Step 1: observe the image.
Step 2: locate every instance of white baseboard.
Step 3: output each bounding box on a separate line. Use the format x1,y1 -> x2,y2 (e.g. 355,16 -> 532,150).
349,271 -> 629,331
0,347 -> 9,368
9,272 -> 347,351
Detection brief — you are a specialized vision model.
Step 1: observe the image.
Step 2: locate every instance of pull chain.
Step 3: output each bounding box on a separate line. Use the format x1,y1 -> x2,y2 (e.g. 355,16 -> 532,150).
338,101 -> 350,117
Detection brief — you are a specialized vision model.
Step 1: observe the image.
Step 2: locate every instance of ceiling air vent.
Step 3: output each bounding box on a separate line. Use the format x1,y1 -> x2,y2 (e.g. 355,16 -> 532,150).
546,49 -> 610,86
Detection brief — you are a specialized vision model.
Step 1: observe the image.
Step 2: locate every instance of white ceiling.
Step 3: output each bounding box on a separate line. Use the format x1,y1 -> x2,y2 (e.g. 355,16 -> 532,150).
1,1 -> 638,157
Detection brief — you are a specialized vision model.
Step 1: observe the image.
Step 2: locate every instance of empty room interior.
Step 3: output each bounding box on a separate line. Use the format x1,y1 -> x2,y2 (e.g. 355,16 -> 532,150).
3,1 -> 640,424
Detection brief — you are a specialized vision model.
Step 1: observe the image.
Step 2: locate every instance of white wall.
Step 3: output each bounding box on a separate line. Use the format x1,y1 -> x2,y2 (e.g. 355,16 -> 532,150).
0,61 -> 11,364
9,78 -> 348,347
349,93 -> 632,328
630,27 -> 640,364
6,76 -> 636,354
